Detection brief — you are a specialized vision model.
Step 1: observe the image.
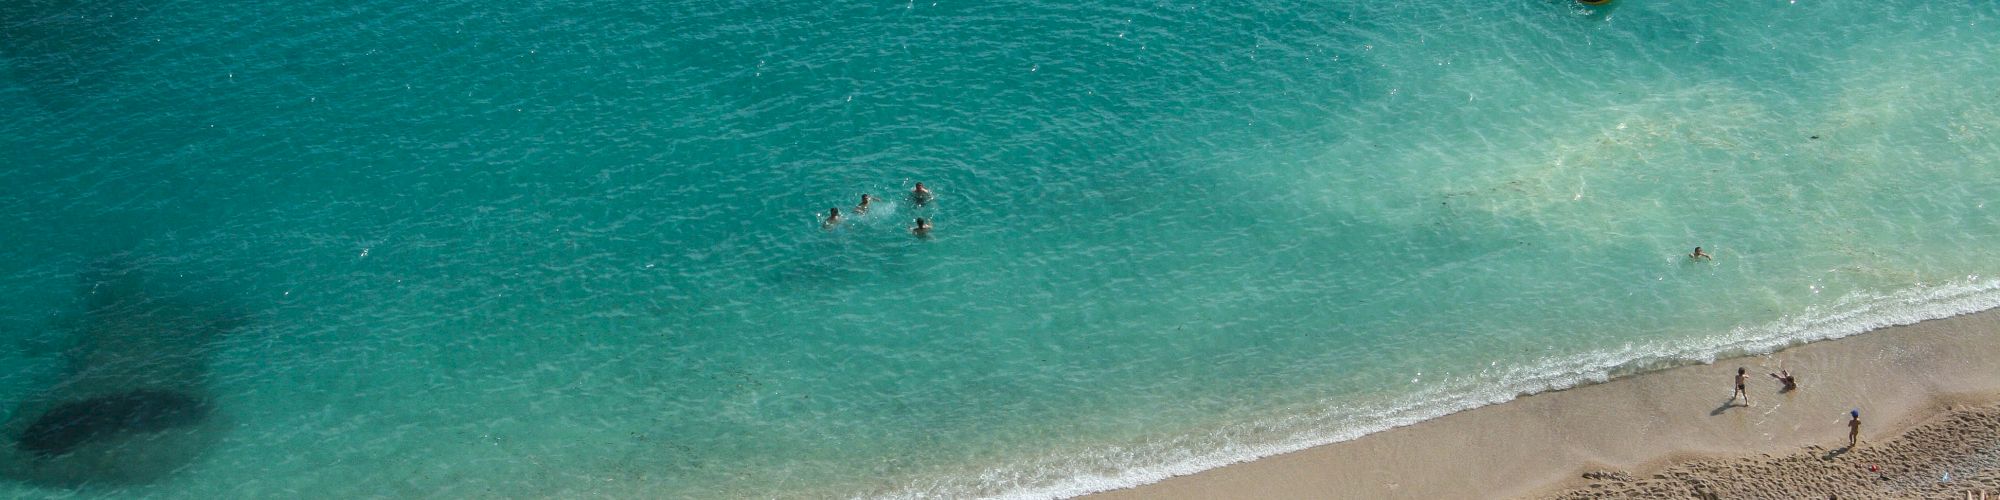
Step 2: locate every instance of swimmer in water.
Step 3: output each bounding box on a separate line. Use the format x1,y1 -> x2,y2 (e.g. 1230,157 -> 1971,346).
911,182 -> 934,207
823,207 -> 842,229
854,194 -> 874,215
1691,246 -> 1712,261
911,217 -> 932,238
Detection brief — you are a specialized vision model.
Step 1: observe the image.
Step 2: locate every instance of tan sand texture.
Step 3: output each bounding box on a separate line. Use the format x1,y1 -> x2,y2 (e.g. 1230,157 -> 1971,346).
1548,402 -> 1999,498
1087,309 -> 2000,499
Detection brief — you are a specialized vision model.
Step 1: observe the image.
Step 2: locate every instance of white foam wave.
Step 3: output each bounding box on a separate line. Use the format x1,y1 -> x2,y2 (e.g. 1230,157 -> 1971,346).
868,275 -> 2000,500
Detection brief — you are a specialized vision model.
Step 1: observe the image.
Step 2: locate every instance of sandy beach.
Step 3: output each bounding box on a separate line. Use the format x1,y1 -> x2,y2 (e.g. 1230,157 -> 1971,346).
1087,308 -> 2000,499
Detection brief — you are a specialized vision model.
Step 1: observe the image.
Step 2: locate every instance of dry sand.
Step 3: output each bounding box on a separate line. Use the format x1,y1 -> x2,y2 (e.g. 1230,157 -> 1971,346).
1548,403 -> 2000,499
1086,308 -> 2000,500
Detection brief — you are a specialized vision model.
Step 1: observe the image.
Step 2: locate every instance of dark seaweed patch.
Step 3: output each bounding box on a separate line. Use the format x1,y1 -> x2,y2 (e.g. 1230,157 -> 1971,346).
17,390 -> 208,458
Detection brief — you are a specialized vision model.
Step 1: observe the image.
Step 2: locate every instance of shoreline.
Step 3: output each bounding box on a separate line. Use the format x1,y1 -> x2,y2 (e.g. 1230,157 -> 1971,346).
1083,307 -> 2000,499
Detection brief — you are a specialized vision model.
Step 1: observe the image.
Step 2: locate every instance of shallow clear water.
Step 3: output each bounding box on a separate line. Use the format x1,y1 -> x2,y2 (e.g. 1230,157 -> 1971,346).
3,0 -> 2000,497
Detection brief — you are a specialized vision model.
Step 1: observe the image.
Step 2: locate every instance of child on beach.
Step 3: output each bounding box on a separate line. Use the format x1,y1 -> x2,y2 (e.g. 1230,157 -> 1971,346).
1730,367 -> 1751,406
1848,410 -> 1862,447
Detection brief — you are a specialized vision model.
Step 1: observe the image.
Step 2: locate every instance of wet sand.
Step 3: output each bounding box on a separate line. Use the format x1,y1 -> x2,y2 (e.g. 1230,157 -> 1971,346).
1086,309 -> 2000,499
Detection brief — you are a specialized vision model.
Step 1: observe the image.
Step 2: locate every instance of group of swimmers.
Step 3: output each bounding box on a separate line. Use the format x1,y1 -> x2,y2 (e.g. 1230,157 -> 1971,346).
823,182 -> 935,238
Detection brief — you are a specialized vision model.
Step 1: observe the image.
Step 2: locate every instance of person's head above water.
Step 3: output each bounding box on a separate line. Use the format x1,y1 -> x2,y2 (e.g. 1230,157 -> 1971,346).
859,194 -> 873,205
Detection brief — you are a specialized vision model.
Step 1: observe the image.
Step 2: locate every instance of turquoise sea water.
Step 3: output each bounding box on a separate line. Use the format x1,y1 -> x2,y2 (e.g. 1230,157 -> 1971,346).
4,0 -> 2000,497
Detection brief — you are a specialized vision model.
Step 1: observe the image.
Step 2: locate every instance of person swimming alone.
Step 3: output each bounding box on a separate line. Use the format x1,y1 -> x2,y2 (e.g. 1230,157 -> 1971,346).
911,182 -> 934,207
854,194 -> 874,215
1691,246 -> 1712,261
911,217 -> 932,238
823,207 -> 842,229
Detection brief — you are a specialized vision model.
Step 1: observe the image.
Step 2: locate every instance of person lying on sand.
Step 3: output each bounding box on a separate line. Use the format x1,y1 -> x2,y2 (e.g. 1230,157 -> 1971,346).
1769,370 -> 1797,391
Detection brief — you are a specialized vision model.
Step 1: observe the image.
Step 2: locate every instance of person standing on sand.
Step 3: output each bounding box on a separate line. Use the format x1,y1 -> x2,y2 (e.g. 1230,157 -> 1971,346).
1731,367 -> 1751,406
1848,409 -> 1861,447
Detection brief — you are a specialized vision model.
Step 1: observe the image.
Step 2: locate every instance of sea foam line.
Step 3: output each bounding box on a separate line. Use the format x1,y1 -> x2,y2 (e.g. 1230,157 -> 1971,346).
868,275 -> 2000,500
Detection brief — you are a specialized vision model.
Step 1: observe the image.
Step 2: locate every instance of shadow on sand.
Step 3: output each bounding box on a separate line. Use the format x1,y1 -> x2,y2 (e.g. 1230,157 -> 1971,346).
1709,397 -> 1747,417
